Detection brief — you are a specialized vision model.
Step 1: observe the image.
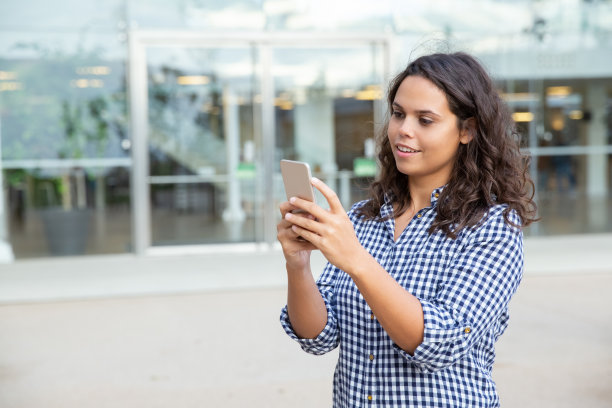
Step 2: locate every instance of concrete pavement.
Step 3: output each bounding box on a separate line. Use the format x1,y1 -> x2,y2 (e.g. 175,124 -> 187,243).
0,234 -> 611,407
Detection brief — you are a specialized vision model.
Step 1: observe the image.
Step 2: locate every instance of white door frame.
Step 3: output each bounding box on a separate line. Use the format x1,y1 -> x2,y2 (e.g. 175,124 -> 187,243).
128,30 -> 392,255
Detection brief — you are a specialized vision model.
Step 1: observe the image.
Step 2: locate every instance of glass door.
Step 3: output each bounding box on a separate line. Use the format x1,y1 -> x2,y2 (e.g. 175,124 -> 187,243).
129,32 -> 390,254
131,41 -> 262,252
147,46 -> 260,247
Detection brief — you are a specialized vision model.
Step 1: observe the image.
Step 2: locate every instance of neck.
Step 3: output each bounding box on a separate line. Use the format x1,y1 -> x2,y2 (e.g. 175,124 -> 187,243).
408,176 -> 446,211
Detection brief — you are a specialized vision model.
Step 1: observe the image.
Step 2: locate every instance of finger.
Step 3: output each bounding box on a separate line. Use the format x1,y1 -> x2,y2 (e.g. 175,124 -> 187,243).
277,218 -> 294,232
278,221 -> 314,245
279,228 -> 318,251
291,224 -> 321,247
279,201 -> 303,217
288,196 -> 328,220
311,177 -> 344,214
285,211 -> 321,234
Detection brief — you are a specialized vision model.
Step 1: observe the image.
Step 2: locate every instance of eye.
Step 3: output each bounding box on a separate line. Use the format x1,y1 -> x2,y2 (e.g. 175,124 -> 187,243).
419,117 -> 433,126
392,110 -> 405,119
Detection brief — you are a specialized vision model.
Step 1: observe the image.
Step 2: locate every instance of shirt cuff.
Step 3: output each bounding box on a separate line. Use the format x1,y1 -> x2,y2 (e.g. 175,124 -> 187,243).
280,302 -> 339,355
393,299 -> 474,373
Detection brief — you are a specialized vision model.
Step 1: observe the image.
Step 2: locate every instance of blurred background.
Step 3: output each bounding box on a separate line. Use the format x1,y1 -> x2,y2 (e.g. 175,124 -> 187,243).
0,0 -> 611,260
0,2 -> 611,407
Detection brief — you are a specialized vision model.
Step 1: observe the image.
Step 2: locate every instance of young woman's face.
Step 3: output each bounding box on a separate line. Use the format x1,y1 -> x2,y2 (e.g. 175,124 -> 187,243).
387,75 -> 470,186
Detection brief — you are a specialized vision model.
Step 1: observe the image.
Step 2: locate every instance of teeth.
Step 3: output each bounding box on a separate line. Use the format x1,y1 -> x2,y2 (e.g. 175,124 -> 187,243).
397,146 -> 418,153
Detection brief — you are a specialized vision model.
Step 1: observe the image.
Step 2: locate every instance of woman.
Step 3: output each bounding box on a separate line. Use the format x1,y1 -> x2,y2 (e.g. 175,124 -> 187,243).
277,52 -> 538,407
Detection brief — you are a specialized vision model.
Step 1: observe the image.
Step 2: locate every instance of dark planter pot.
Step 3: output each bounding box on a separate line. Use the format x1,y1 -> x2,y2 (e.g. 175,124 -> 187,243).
40,208 -> 92,256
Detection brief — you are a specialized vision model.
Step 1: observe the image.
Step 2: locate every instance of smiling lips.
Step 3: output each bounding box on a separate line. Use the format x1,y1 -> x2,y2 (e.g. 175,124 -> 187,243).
396,144 -> 420,153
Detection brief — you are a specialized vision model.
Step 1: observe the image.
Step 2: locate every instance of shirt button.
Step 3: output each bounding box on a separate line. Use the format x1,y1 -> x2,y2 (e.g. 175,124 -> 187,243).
367,395 -> 373,401
434,193 -> 440,198
370,312 -> 375,320
464,327 -> 472,334
417,213 -> 423,218
369,354 -> 374,361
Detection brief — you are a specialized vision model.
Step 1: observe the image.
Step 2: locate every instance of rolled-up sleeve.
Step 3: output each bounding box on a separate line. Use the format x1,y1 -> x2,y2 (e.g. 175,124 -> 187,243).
280,262 -> 340,355
394,208 -> 524,373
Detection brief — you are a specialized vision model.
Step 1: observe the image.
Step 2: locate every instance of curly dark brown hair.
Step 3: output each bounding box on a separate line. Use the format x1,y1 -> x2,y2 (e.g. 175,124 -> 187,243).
356,52 -> 538,238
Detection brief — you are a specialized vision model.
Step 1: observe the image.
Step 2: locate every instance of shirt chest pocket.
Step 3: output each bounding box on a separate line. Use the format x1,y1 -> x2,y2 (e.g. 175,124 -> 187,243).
393,251 -> 451,301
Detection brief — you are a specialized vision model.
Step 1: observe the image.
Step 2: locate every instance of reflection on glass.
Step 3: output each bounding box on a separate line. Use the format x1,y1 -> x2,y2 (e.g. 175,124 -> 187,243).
525,153 -> 612,237
1,34 -> 131,258
146,47 -> 259,245
273,46 -> 384,210
499,76 -> 612,237
5,166 -> 131,258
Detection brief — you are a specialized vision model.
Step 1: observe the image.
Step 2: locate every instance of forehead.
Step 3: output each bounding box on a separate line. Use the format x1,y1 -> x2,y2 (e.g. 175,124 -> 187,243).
393,75 -> 451,112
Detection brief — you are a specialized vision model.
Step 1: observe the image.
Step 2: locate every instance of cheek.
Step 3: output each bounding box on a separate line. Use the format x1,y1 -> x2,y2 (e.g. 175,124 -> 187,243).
428,128 -> 461,151
386,127 -> 396,146
387,122 -> 398,137
437,138 -> 461,159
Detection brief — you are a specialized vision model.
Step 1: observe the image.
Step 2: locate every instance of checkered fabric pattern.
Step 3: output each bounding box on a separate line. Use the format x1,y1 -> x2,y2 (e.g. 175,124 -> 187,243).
280,186 -> 524,407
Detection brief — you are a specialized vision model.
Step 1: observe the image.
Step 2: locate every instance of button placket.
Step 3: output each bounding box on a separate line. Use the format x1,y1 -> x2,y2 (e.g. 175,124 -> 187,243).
363,302 -> 376,407
365,310 -> 377,407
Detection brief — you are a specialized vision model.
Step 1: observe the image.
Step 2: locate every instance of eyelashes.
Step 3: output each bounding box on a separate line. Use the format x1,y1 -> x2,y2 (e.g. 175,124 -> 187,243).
391,111 -> 434,126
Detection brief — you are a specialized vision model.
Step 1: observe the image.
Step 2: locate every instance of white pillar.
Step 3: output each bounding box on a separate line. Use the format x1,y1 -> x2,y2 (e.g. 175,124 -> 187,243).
339,170 -> 351,209
586,80 -> 608,230
586,81 -> 608,197
222,86 -> 246,222
294,87 -> 336,197
95,174 -> 106,210
0,118 -> 15,262
75,168 -> 87,209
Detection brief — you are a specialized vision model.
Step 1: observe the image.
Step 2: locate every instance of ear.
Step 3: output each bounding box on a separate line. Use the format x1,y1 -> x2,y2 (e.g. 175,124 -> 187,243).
460,117 -> 476,145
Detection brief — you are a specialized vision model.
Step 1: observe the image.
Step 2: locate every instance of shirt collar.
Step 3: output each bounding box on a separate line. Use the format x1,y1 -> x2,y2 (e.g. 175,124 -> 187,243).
430,185 -> 446,206
382,185 -> 446,217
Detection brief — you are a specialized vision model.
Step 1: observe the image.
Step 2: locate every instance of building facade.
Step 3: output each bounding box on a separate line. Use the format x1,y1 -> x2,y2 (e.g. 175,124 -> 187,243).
1,0 -> 611,259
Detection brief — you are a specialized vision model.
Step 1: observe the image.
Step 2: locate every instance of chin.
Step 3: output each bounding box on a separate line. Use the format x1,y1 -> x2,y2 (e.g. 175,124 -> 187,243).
394,164 -> 414,177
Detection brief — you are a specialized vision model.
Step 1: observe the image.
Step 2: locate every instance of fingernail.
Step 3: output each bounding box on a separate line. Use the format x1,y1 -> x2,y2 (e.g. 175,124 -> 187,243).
311,177 -> 319,183
289,197 -> 296,203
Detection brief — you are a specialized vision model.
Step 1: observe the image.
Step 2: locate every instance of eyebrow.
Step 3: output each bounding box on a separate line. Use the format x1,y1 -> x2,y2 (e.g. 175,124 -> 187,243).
392,102 -> 441,118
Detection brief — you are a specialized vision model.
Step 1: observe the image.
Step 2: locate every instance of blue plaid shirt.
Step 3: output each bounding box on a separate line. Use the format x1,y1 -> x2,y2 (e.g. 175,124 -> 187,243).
280,186 -> 524,407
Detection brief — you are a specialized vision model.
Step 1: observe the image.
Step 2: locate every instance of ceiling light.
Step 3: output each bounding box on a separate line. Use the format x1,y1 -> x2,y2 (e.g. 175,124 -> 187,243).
512,112 -> 534,122
568,110 -> 583,120
546,86 -> 572,97
177,76 -> 210,86
0,71 -> 17,80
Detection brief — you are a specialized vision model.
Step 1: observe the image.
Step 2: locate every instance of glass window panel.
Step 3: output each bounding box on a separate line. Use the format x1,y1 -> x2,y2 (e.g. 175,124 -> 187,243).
5,166 -> 131,257
498,76 -> 612,237
526,154 -> 612,236
1,30 -> 131,258
146,46 -> 260,246
272,45 -> 384,211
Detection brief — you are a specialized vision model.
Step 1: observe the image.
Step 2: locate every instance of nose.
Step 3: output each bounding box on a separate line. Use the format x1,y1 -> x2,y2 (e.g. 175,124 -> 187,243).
398,117 -> 415,138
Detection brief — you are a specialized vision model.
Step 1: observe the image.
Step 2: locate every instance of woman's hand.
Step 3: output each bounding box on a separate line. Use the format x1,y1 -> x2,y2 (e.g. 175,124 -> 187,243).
284,178 -> 369,274
277,200 -> 317,270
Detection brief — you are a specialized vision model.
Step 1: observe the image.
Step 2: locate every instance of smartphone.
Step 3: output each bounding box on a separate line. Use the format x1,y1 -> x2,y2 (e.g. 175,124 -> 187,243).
280,159 -> 316,204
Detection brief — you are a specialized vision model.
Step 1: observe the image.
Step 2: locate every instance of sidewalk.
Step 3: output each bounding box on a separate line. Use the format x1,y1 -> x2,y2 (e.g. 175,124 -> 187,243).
0,234 -> 611,407
1,234 -> 611,304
